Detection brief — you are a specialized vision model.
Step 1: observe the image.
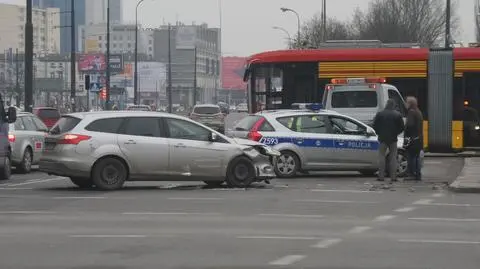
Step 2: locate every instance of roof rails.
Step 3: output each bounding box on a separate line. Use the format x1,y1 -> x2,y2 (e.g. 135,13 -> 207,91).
316,40 -> 422,49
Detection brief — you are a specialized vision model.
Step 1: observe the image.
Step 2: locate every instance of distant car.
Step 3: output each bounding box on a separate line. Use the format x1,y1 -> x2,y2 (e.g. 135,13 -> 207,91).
126,105 -> 151,111
236,103 -> 248,113
33,107 -> 61,129
9,112 -> 48,173
39,111 -> 277,190
189,104 -> 225,133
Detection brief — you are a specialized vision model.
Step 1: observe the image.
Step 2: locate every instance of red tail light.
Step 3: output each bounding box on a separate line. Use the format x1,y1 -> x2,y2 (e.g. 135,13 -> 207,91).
8,134 -> 15,143
58,134 -> 91,145
247,117 -> 265,141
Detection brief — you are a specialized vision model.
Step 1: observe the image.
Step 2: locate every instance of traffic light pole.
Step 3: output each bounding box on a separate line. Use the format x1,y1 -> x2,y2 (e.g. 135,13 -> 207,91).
24,0 -> 33,113
70,0 -> 76,112
105,0 -> 111,110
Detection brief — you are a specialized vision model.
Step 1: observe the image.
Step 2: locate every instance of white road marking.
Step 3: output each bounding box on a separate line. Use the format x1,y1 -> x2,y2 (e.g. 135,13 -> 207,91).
0,187 -> 33,190
53,196 -> 106,200
431,193 -> 445,198
295,199 -> 378,204
409,217 -> 480,222
374,215 -> 397,222
311,238 -> 343,248
311,189 -> 382,194
237,236 -> 320,240
0,211 -> 56,214
399,239 -> 480,245
69,235 -> 147,238
166,197 -> 224,201
122,212 -> 221,216
413,199 -> 433,205
7,177 -> 64,187
424,160 -> 443,165
395,207 -> 416,213
257,214 -> 324,219
424,202 -> 480,207
348,226 -> 372,234
269,255 -> 306,266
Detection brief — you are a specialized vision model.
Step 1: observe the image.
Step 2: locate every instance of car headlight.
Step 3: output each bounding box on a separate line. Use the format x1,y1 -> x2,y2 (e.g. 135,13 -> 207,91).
243,147 -> 260,159
475,125 -> 480,130
262,146 -> 281,156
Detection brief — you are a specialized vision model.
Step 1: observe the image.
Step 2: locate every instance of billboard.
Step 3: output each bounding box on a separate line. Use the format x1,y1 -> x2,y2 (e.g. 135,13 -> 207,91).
84,39 -> 98,53
78,54 -> 106,72
176,26 -> 197,49
110,62 -> 166,99
109,54 -> 124,73
222,57 -> 247,90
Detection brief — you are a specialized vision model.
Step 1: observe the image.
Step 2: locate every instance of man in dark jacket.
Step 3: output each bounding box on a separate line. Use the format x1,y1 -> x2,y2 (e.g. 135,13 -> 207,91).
373,99 -> 405,182
404,96 -> 424,181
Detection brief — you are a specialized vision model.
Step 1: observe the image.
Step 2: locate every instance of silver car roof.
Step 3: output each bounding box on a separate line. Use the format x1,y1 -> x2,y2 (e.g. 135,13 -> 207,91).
64,111 -> 186,120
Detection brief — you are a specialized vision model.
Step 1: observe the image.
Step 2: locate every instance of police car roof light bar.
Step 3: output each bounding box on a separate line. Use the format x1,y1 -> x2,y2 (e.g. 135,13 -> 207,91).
291,103 -> 323,111
330,77 -> 386,85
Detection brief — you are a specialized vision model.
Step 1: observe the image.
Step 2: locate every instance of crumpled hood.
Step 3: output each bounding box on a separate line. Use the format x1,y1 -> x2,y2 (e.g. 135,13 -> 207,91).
231,137 -> 263,147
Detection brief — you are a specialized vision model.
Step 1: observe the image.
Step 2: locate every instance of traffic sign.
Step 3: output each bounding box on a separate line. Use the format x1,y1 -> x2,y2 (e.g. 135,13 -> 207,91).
89,83 -> 102,92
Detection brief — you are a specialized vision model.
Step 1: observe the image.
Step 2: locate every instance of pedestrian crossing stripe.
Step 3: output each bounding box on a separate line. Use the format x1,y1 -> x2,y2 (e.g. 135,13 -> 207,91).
258,137 -> 379,150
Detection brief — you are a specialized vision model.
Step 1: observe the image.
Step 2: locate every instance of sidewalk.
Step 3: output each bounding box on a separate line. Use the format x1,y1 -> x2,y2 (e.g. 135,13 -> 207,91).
449,158 -> 480,193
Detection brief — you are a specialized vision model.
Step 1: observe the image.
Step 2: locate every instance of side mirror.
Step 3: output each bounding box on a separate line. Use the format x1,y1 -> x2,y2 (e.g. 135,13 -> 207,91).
208,132 -> 218,142
7,107 -> 16,123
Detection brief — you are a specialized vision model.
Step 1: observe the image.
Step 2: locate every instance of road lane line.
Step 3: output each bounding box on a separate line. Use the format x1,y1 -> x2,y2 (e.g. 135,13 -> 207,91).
257,214 -> 324,219
431,193 -> 445,198
395,207 -> 416,213
122,212 -> 221,216
7,177 -> 64,187
237,236 -> 320,240
53,196 -> 106,200
0,211 -> 56,214
269,255 -> 306,266
295,199 -> 378,204
413,199 -> 433,205
399,239 -> 480,245
0,187 -> 33,190
374,215 -> 396,222
69,235 -> 147,238
166,197 -> 224,201
311,238 -> 342,248
409,217 -> 480,222
424,160 -> 443,165
311,189 -> 383,193
424,202 -> 480,207
348,226 -> 372,234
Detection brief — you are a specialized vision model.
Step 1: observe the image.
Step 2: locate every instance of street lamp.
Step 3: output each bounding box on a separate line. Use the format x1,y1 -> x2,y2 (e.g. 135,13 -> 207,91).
280,7 -> 301,46
272,26 -> 292,44
134,0 -> 145,105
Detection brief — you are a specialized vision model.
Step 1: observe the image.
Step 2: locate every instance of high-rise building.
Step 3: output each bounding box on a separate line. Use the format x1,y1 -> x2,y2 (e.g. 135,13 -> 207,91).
33,0 -> 86,54
0,3 -> 60,54
85,0 -> 122,25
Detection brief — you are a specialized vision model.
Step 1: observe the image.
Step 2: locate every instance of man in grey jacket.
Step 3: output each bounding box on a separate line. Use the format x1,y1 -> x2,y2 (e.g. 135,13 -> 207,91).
372,99 -> 405,182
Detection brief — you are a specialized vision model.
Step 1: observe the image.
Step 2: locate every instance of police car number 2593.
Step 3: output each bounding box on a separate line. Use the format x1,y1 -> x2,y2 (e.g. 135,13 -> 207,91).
259,137 -> 279,145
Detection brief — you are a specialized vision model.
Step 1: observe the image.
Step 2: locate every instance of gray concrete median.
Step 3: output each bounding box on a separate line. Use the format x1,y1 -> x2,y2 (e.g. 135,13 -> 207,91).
449,158 -> 480,193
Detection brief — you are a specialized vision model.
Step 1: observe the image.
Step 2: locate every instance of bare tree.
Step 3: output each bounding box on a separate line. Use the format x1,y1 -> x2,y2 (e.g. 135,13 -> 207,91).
349,0 -> 459,46
293,13 -> 354,48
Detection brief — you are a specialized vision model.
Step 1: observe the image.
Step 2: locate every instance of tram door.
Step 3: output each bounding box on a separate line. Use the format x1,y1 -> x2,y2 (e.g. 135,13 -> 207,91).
463,72 -> 480,147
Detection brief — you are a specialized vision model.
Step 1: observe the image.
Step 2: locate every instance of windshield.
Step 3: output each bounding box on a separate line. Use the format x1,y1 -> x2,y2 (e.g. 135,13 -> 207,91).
127,106 -> 150,111
331,90 -> 378,108
193,106 -> 220,114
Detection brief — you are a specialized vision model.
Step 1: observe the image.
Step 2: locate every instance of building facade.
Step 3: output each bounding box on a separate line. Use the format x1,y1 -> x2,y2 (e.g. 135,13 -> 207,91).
85,0 -> 122,25
0,3 -> 61,55
33,0 -> 86,54
153,23 -> 221,106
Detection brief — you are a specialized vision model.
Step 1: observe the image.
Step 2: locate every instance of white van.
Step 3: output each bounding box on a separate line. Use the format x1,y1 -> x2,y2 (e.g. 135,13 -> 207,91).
322,77 -> 407,126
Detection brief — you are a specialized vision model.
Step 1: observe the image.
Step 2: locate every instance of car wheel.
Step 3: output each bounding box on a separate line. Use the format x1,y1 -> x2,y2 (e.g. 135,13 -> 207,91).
18,147 -> 33,174
203,181 -> 224,188
396,150 -> 408,178
226,156 -> 255,188
359,169 -> 377,176
0,154 -> 11,181
274,151 -> 300,178
70,177 -> 94,189
92,158 -> 128,191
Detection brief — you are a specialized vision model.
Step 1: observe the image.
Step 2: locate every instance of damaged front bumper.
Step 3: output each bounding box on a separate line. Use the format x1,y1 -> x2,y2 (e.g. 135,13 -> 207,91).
243,146 -> 279,181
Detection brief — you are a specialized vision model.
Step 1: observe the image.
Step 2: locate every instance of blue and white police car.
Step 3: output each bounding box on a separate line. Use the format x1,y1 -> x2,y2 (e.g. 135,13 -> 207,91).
229,103 -> 408,178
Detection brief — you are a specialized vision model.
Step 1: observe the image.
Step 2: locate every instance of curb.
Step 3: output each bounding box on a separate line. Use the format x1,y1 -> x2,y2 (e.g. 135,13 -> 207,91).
448,158 -> 480,193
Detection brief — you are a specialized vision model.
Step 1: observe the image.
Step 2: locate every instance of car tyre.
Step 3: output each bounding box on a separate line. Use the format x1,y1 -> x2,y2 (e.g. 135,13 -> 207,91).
226,156 -> 255,188
0,153 -> 12,181
274,150 -> 300,178
70,177 -> 94,189
18,147 -> 33,174
92,158 -> 127,191
203,181 -> 224,188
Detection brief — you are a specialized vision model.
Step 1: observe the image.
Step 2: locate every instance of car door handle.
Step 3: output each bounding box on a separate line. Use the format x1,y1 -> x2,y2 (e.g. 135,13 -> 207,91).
174,143 -> 186,148
124,140 -> 136,145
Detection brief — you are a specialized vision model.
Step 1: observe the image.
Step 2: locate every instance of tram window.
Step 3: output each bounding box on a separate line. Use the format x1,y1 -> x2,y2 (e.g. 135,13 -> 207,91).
331,91 -> 378,108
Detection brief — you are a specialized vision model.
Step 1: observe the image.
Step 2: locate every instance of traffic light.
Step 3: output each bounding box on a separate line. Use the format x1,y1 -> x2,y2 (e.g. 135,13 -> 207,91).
85,75 -> 90,90
100,88 -> 107,100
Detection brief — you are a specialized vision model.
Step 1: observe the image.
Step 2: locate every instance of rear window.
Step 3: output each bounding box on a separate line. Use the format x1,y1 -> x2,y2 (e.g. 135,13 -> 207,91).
331,90 -> 378,108
49,116 -> 81,135
193,106 -> 220,114
234,116 -> 274,131
37,109 -> 60,119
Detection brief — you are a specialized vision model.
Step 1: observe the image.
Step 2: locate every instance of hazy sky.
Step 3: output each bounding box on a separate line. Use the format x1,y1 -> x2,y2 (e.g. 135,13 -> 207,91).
3,0 -> 477,56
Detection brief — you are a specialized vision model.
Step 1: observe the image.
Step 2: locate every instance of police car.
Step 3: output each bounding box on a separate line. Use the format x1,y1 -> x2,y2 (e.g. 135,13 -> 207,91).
229,103 -> 408,178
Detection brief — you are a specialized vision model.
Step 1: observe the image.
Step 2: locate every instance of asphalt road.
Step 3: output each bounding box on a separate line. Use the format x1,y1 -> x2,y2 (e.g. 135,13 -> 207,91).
1,157 -> 478,269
